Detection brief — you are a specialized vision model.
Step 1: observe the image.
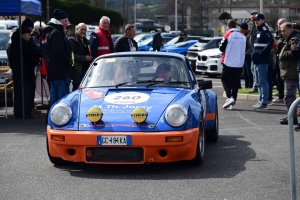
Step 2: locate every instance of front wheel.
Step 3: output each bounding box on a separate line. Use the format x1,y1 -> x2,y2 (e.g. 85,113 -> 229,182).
206,103 -> 219,143
191,120 -> 205,166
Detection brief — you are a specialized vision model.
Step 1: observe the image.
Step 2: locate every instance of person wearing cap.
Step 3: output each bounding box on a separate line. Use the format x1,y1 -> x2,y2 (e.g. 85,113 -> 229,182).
251,13 -> 275,110
219,20 -> 246,110
154,63 -> 172,81
65,21 -> 73,35
277,22 -> 300,125
175,32 -> 187,44
114,24 -> 138,52
239,22 -> 253,89
272,18 -> 287,103
40,9 -> 73,110
68,23 -> 93,91
9,18 -> 42,119
152,29 -> 163,52
247,11 -> 259,93
89,16 -> 114,60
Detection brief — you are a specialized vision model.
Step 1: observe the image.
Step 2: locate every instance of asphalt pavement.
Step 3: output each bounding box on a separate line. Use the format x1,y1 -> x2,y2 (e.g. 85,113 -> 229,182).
0,75 -> 300,200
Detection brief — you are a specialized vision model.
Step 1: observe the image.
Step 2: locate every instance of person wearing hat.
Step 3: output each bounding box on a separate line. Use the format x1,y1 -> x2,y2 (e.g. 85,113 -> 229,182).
65,21 -> 73,35
175,32 -> 187,44
9,18 -> 42,119
152,29 -> 163,52
239,22 -> 253,89
251,13 -> 274,110
40,9 -> 73,111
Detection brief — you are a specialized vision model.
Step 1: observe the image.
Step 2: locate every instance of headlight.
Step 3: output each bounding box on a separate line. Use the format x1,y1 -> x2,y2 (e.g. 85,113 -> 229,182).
50,103 -> 72,126
165,104 -> 188,127
210,53 -> 222,58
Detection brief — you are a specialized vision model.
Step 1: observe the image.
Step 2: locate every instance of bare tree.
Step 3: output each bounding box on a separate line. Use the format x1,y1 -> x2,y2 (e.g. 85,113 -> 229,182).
188,0 -> 210,30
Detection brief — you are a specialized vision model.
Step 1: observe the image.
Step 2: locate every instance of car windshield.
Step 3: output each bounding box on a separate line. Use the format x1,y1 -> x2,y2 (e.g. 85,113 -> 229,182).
0,32 -> 10,50
166,36 -> 179,45
139,37 -> 152,45
81,55 -> 191,88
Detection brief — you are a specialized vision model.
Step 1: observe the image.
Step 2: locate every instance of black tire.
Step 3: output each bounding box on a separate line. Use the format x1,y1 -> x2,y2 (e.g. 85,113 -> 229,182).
46,137 -> 70,165
191,120 -> 205,166
206,103 -> 219,143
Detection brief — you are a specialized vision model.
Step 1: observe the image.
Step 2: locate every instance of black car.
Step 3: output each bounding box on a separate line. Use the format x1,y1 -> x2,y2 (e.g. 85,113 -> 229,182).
186,37 -> 222,72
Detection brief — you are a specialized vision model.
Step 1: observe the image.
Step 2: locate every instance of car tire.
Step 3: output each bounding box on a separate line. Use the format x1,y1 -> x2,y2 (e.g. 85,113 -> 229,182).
191,120 -> 205,166
207,73 -> 218,78
206,103 -> 219,143
46,137 -> 70,165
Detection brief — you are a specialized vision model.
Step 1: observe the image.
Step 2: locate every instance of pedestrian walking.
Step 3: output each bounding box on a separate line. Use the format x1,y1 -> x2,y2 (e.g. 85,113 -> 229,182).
114,24 -> 138,52
219,20 -> 246,110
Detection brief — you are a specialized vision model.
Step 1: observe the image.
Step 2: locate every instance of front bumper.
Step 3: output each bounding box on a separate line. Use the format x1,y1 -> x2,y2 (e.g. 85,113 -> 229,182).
47,126 -> 199,164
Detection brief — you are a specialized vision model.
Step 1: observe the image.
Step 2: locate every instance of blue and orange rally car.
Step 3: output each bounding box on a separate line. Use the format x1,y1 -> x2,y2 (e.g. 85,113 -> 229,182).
47,52 -> 218,166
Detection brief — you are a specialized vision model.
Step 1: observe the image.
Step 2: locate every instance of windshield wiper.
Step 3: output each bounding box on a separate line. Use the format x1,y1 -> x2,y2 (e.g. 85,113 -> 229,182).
115,80 -> 162,88
165,81 -> 189,85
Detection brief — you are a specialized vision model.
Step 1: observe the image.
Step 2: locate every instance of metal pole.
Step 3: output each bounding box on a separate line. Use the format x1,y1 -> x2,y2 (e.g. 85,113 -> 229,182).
287,97 -> 300,200
134,0 -> 136,24
260,0 -> 263,13
47,0 -> 49,22
175,0 -> 177,32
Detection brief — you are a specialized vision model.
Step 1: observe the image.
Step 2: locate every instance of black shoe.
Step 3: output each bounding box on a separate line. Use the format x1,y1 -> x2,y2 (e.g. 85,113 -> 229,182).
280,117 -> 298,125
248,88 -> 258,93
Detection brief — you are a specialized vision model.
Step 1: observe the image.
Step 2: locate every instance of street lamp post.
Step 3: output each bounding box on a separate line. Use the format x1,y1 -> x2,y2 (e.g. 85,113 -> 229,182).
175,0 -> 177,32
134,0 -> 136,24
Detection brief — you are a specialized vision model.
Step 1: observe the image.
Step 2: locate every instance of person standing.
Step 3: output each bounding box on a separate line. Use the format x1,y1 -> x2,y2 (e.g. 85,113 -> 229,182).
175,32 -> 187,44
248,11 -> 259,93
114,24 -> 138,52
278,22 -> 300,125
251,13 -> 274,110
239,22 -> 253,89
219,20 -> 246,110
9,19 -> 41,119
68,23 -> 93,91
272,18 -> 287,103
152,29 -> 163,51
40,9 -> 73,108
65,21 -> 73,35
89,16 -> 114,60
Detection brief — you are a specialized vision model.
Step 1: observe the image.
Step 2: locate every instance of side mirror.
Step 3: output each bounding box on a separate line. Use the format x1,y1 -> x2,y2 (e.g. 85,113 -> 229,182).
197,80 -> 212,91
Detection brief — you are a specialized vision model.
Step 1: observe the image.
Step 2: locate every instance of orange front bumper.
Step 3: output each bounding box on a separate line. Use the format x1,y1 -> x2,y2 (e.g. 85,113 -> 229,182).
47,126 -> 199,164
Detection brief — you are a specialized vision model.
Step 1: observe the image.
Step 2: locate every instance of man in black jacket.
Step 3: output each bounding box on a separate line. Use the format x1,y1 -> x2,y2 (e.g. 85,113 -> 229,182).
40,9 -> 73,108
114,24 -> 138,52
68,23 -> 92,91
152,29 -> 163,51
9,19 -> 41,119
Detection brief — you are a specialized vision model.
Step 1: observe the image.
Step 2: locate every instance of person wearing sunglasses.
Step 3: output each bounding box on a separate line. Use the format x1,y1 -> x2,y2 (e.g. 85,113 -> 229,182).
65,21 -> 73,35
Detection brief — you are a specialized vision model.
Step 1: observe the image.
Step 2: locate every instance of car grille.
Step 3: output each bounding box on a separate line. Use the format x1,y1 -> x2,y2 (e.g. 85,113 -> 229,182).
186,51 -> 198,58
210,65 -> 218,71
197,66 -> 208,70
197,55 -> 207,61
86,147 -> 144,162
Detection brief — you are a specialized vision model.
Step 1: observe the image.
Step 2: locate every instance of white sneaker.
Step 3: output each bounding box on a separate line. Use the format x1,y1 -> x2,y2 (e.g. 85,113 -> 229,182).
272,97 -> 284,103
223,97 -> 235,109
229,105 -> 236,110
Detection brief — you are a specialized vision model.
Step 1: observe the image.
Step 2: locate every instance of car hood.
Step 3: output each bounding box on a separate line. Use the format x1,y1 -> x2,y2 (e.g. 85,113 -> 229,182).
199,48 -> 222,56
77,88 -> 185,131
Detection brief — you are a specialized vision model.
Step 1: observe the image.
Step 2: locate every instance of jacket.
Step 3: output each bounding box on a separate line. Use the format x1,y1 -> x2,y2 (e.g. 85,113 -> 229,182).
219,28 -> 246,68
40,18 -> 73,81
89,27 -> 114,59
68,32 -> 90,86
152,32 -> 162,48
292,39 -> 300,71
114,35 -> 138,52
279,30 -> 300,80
9,27 -> 41,79
251,23 -> 274,64
244,30 -> 252,55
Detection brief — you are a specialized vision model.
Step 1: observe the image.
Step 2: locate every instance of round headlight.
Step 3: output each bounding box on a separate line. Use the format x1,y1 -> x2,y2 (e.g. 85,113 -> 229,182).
50,103 -> 72,126
165,104 -> 188,127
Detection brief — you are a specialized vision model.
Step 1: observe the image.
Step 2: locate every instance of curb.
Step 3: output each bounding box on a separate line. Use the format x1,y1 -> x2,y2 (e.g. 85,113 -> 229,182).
222,91 -> 258,101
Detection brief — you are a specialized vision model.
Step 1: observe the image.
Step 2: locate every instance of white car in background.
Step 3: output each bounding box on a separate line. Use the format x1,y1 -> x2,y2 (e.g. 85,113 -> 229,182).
195,48 -> 222,77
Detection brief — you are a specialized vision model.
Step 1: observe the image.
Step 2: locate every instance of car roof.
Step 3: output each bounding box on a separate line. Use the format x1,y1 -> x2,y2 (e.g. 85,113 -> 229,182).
98,51 -> 186,59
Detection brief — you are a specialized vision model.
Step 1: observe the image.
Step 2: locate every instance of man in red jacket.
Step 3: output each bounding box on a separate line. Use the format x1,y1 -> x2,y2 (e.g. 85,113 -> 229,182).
89,16 -> 114,60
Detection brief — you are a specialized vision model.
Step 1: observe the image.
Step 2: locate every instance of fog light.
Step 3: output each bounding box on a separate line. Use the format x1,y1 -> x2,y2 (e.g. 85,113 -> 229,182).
51,135 -> 65,141
165,136 -> 183,142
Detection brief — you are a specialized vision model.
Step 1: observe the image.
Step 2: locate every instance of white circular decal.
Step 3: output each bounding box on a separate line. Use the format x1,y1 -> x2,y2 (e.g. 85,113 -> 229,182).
104,92 -> 150,104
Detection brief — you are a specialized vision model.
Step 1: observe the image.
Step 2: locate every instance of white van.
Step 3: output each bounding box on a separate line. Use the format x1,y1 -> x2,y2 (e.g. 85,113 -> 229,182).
0,20 -> 19,29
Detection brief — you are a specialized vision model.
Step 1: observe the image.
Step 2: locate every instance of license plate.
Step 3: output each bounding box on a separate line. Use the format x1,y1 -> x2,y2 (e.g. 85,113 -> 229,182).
199,63 -> 205,66
97,136 -> 132,146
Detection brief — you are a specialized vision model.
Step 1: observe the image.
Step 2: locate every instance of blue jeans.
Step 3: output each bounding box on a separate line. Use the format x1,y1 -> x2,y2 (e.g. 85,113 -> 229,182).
254,63 -> 269,104
251,61 -> 257,90
268,66 -> 273,101
49,78 -> 70,108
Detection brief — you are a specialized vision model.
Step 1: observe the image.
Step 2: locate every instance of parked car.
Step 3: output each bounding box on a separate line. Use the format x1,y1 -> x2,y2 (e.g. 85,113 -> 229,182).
0,30 -> 11,65
195,48 -> 223,77
112,34 -> 123,43
138,36 -> 173,51
186,37 -> 213,72
164,40 -> 198,56
158,35 -> 206,52
0,24 -> 7,30
46,51 -> 219,165
134,33 -> 153,43
161,33 -> 180,38
0,20 -> 18,29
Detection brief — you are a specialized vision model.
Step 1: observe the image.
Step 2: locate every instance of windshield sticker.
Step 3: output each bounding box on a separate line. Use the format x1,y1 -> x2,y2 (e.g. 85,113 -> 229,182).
104,92 -> 150,104
84,90 -> 105,99
106,58 -> 116,63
